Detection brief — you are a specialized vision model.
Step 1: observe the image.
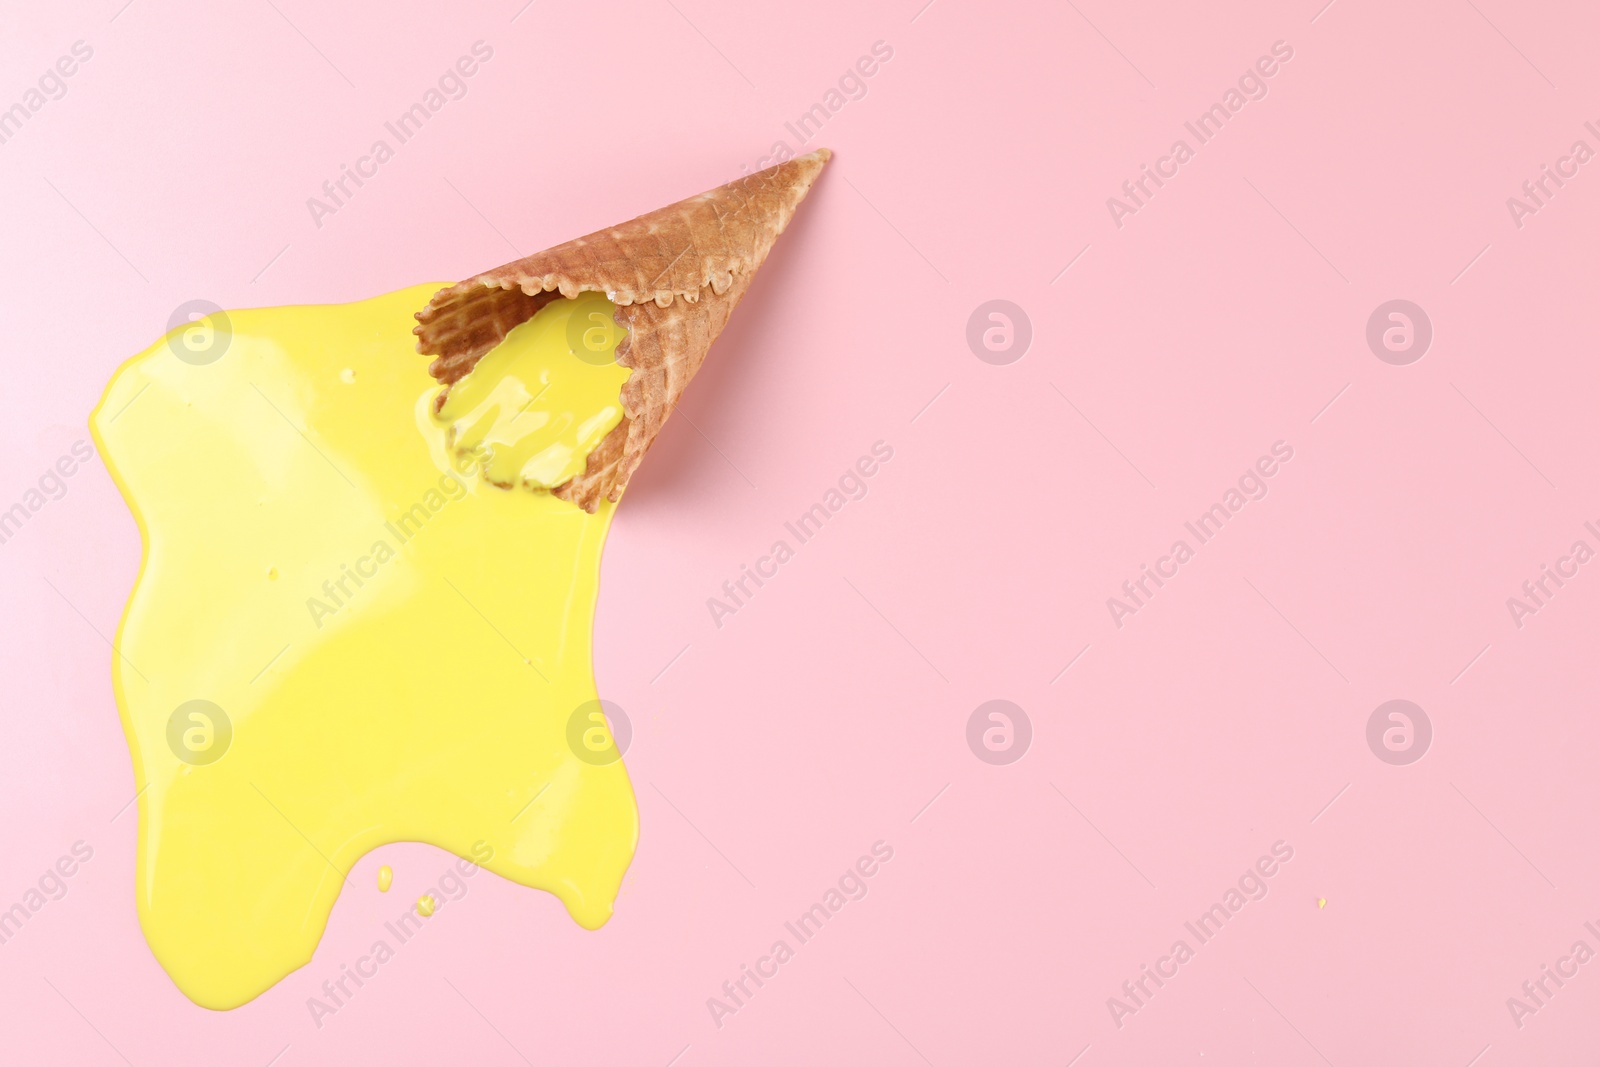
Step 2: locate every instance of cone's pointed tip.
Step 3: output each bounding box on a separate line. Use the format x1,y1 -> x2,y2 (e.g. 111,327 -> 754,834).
755,148 -> 831,179
794,147 -> 833,170
767,147 -> 831,199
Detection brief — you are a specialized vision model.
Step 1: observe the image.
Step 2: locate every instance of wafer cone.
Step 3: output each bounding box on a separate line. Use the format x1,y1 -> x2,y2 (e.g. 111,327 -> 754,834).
414,149 -> 831,512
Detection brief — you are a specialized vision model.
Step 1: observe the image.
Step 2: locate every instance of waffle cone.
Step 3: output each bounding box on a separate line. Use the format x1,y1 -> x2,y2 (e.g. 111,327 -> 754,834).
414,149 -> 831,512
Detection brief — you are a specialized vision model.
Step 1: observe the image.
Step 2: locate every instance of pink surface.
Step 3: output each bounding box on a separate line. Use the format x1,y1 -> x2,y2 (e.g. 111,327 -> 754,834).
3,0 -> 1598,1063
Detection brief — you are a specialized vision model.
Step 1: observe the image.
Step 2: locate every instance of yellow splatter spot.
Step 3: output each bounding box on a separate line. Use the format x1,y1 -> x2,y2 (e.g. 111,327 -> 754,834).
417,895 -> 436,918
377,865 -> 392,892
1318,898 -> 1327,909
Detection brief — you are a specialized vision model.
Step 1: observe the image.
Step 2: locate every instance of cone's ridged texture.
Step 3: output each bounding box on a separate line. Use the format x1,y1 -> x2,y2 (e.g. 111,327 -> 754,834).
415,150 -> 831,511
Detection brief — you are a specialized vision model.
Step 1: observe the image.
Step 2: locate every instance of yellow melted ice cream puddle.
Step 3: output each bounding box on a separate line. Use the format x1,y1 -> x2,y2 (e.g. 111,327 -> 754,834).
91,284 -> 638,1010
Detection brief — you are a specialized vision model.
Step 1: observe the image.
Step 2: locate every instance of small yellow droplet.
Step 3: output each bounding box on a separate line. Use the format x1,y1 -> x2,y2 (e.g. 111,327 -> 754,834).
417,894 -> 435,917
266,566 -> 279,581
377,865 -> 392,892
340,368 -> 356,384
1318,898 -> 1327,909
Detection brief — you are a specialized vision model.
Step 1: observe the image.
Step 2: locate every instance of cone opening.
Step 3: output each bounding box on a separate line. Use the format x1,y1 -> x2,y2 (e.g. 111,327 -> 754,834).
427,291 -> 635,501
422,286 -> 566,388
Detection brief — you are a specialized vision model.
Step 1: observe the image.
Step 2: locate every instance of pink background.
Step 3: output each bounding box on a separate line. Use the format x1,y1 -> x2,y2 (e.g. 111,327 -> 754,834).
3,0 -> 1599,1063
